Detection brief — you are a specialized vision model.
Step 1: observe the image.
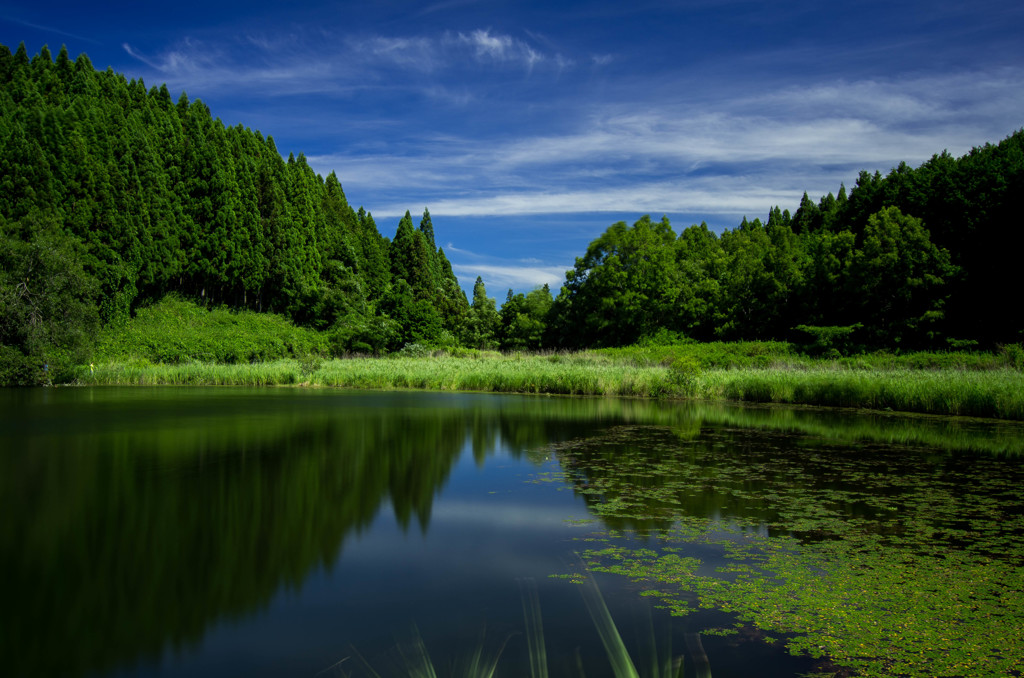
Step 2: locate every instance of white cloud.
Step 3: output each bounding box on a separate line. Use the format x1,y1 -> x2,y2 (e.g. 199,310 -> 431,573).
311,67 -> 1024,220
451,263 -> 566,291
357,35 -> 438,71
387,178 -> 796,219
431,500 -> 587,529
450,29 -> 547,69
123,25 -> 1023,227
122,38 -> 350,95
121,26 -> 569,98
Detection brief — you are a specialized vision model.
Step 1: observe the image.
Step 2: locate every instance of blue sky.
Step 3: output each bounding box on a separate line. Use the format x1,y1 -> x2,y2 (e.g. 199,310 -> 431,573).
3,0 -> 1023,298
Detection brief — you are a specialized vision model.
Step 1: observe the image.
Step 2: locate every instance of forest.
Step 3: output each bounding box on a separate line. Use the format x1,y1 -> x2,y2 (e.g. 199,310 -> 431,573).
2,42 -> 1023,386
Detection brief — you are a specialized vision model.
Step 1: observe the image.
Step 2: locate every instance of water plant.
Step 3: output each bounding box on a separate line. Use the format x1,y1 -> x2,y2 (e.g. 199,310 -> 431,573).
547,424 -> 1024,677
338,576 -> 697,678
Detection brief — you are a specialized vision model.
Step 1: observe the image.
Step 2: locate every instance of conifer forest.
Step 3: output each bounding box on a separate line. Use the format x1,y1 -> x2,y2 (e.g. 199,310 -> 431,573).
2,43 -> 1023,385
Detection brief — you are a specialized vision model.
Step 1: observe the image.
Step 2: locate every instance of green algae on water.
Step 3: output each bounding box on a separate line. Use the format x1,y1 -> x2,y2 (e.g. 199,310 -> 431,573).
549,425 -> 1024,677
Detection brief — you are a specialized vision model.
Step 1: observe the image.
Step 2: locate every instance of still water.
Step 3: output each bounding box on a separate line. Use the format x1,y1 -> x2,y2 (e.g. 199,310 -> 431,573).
2,387 -> 1022,677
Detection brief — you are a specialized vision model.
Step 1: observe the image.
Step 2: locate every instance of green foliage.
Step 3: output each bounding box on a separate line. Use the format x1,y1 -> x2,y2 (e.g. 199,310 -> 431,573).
793,323 -> 862,356
0,213 -> 99,384
551,216 -> 680,347
596,340 -> 796,369
1003,343 -> 1024,370
548,131 -> 1024,350
850,206 -> 956,345
4,43 -> 1022,367
499,285 -> 553,351
636,328 -> 692,347
94,295 -> 327,364
81,344 -> 1024,420
0,44 -> 475,382
553,424 -> 1024,676
463,277 -> 501,349
667,356 -> 700,396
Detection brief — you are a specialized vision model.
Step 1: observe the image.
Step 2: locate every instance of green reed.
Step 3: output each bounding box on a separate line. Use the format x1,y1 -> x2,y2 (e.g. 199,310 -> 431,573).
697,366 -> 1024,420
338,576 -> 690,678
79,354 -> 1024,421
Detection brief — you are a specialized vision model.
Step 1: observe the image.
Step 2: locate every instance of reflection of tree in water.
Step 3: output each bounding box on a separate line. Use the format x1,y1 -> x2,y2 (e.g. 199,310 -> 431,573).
551,421 -> 1024,548
552,424 -> 1024,678
0,390 -> 688,678
2,403 -> 467,677
3,389 -> 1020,678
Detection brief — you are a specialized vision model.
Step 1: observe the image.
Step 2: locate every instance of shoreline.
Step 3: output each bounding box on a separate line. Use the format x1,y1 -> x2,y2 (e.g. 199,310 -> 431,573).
75,355 -> 1024,422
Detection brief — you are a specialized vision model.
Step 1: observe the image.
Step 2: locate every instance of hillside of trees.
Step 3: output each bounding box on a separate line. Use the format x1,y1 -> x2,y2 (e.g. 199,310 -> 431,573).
547,128 -> 1024,350
2,42 -> 1022,385
0,43 -> 495,383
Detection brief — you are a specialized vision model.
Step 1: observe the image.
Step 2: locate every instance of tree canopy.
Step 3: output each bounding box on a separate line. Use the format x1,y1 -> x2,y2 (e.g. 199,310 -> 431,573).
0,42 -> 471,378
2,42 -> 1021,385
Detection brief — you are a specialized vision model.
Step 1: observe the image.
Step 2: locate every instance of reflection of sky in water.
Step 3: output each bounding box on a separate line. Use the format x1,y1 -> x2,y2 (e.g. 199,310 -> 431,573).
126,440 -> 599,678
12,387 -> 1013,678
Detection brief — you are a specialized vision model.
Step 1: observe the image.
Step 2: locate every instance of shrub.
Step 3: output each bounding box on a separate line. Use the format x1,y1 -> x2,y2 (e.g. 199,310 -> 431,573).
1002,343 -> 1024,371
668,356 -> 701,395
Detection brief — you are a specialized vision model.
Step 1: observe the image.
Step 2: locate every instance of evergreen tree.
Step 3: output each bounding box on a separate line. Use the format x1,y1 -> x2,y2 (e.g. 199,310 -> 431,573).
849,207 -> 955,346
418,208 -> 436,250
464,276 -> 500,349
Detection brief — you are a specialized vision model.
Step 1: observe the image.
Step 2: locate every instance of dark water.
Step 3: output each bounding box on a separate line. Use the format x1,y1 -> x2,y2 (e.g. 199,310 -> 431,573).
1,387 -> 1021,678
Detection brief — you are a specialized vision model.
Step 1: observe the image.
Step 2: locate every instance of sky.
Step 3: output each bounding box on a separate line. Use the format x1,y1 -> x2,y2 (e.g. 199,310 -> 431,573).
3,0 -> 1023,298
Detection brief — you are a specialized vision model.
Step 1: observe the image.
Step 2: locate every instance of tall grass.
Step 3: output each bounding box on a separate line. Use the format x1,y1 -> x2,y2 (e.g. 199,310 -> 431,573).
79,352 -> 1024,421
341,576 -> 689,678
83,354 -> 673,397
697,367 -> 1024,420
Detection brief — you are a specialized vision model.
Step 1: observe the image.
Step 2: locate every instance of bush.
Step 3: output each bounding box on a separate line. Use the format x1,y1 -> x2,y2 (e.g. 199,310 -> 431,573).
95,295 -> 327,364
395,342 -> 431,358
668,356 -> 701,395
1003,343 -> 1024,371
794,324 -> 863,356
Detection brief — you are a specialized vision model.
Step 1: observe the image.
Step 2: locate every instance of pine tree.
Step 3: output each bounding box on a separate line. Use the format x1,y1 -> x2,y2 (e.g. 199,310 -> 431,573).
418,208 -> 436,249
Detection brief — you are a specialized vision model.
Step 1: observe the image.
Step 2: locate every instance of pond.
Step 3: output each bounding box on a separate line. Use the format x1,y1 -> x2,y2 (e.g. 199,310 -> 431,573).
2,387 -> 1022,678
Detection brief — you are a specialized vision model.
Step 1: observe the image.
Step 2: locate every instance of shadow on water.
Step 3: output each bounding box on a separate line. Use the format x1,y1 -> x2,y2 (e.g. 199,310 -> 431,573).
0,387 -> 1021,677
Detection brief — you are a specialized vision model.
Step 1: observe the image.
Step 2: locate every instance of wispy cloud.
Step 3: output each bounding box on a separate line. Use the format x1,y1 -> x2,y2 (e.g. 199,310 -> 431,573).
452,29 -> 543,67
122,38 -> 357,95
121,26 -> 570,98
356,35 -> 439,71
309,67 -> 1024,220
451,262 -> 566,291
2,15 -> 99,43
376,179 -> 793,219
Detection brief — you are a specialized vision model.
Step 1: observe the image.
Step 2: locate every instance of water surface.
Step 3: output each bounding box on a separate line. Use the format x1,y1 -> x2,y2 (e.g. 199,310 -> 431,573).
2,387 -> 1021,677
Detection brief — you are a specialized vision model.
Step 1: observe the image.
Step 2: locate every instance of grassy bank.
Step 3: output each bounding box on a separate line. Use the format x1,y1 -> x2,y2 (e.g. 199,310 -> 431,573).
71,298 -> 1024,419
83,354 -> 672,397
80,353 -> 1024,421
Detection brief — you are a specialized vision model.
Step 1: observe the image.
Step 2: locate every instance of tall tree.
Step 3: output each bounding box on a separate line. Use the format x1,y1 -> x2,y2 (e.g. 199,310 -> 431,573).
551,215 -> 679,347
464,276 -> 500,349
849,207 -> 956,346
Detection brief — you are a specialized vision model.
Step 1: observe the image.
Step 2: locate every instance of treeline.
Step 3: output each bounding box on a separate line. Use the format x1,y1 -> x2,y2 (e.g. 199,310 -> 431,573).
2,43 -> 1022,386
547,131 -> 1024,351
0,43 -> 496,383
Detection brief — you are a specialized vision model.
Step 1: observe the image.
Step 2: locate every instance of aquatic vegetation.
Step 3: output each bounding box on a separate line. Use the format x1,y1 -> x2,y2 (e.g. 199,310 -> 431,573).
345,624 -> 511,678
548,425 -> 1024,676
340,577 -> 694,678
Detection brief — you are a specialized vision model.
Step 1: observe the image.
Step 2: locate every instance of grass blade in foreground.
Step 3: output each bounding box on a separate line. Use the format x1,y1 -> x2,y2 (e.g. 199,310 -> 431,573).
518,578 -> 548,678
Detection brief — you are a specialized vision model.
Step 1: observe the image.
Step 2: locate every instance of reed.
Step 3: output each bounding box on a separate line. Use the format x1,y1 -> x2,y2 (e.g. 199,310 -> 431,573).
696,367 -> 1024,420
78,353 -> 1024,421
340,576 -> 688,678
